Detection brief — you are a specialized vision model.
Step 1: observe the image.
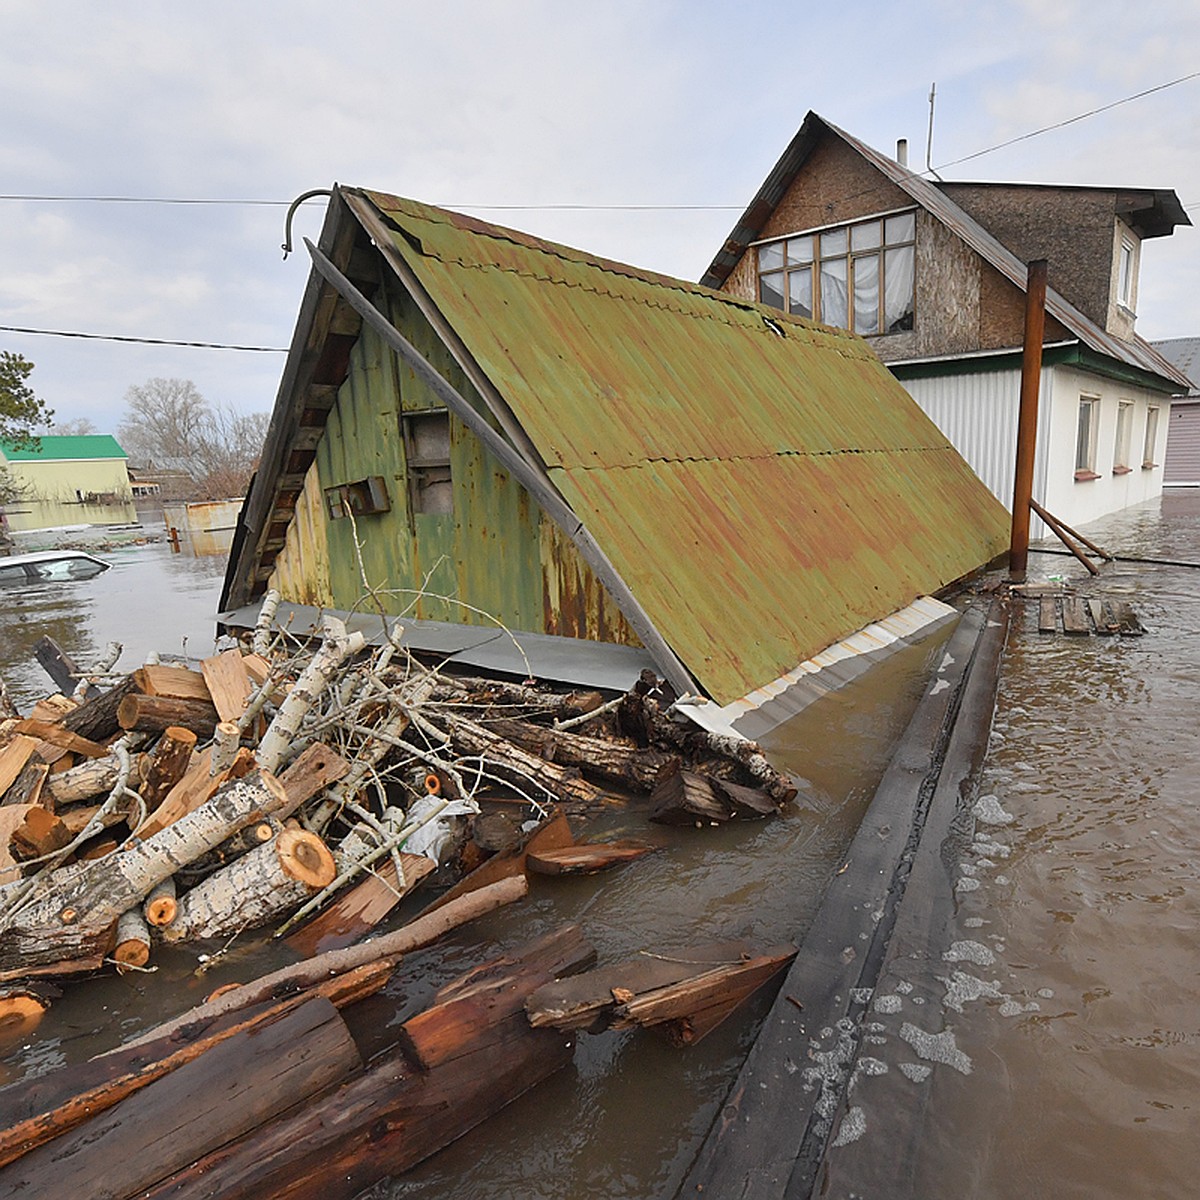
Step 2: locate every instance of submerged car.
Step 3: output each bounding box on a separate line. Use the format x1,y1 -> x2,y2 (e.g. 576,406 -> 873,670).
0,550 -> 111,584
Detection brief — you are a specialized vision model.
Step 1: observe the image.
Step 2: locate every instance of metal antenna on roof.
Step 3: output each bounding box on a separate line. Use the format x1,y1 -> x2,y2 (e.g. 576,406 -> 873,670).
281,188 -> 334,259
926,83 -> 943,180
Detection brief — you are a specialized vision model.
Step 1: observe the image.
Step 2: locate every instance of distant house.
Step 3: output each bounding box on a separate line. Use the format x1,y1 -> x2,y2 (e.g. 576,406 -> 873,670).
703,111 -> 1192,535
1153,337 -> 1200,487
0,434 -> 137,533
222,187 -> 1007,731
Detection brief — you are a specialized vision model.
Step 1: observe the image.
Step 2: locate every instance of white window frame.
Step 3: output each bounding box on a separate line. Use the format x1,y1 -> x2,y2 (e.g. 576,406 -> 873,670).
1113,401 -> 1133,474
1118,237 -> 1135,310
1143,406 -> 1160,469
1076,397 -> 1100,480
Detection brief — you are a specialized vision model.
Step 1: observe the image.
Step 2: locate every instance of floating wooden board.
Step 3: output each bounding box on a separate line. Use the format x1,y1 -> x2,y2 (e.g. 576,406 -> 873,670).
1038,596 -> 1057,634
526,839 -> 660,876
1061,597 -> 1091,636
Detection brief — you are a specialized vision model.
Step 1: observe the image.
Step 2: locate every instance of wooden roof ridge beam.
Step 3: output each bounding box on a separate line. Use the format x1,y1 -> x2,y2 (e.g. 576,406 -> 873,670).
302,237 -> 700,701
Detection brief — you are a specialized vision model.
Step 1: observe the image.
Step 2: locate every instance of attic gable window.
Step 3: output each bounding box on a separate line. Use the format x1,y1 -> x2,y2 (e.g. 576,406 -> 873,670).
403,409 -> 453,515
1118,237 -> 1136,310
755,209 -> 916,336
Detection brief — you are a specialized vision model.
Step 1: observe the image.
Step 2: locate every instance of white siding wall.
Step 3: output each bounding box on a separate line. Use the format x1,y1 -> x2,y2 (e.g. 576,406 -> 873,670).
900,367 -> 1052,537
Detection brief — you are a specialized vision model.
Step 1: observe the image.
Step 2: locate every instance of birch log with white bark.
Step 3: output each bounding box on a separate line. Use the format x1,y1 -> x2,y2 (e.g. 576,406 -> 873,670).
0,769 -> 288,978
252,589 -> 282,657
255,619 -> 366,774
162,829 -> 336,943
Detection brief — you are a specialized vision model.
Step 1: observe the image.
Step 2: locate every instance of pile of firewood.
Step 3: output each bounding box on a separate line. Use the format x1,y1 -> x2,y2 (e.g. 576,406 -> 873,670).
0,589 -> 800,1021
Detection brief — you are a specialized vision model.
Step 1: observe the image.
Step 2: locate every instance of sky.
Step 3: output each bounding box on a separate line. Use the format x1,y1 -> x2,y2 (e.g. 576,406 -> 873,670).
1,0 -> 1198,433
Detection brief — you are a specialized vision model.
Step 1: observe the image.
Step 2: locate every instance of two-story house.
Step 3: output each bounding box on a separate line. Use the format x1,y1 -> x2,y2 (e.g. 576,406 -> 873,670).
703,111 -> 1192,535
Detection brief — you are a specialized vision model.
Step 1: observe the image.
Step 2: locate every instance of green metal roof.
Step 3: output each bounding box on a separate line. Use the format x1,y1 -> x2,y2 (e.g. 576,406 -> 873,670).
0,434 -> 127,461
361,191 -> 1008,706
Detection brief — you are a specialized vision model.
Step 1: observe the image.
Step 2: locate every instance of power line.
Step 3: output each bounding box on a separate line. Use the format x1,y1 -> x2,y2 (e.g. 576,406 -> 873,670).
0,325 -> 285,352
933,70 -> 1200,171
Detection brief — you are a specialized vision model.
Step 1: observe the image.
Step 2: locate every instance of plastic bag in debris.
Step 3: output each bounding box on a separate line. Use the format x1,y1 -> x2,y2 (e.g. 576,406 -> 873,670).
403,792 -> 480,863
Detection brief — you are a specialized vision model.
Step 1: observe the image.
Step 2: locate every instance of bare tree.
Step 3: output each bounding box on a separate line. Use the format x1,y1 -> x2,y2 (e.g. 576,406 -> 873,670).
117,378 -> 268,499
117,378 -> 210,466
46,417 -> 98,436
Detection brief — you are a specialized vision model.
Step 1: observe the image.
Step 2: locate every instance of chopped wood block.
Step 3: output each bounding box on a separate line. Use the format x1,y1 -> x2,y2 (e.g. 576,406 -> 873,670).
241,653 -> 272,687
201,649 -> 253,723
27,695 -> 77,723
117,693 -> 220,740
3,762 -> 49,810
276,742 -> 351,816
1114,601 -> 1145,636
1038,596 -> 1058,634
131,664 -> 213,703
710,777 -> 778,819
1061,597 -> 1092,636
139,726 -> 198,812
276,828 -> 336,888
649,768 -> 731,826
0,736 -> 39,798
134,746 -> 255,838
525,941 -> 764,1032
13,720 -> 108,759
285,853 -> 435,957
9,807 -> 70,861
526,839 -> 660,876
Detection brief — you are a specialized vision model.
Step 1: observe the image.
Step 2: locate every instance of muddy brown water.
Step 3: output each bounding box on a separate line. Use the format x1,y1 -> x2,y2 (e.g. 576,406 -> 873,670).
3,496 -> 1195,1197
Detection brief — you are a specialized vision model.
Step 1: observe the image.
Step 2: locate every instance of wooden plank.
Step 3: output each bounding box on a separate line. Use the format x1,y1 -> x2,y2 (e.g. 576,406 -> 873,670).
13,719 -> 108,759
1061,597 -> 1092,636
649,767 -> 731,825
1086,599 -> 1111,635
200,650 -> 253,723
526,839 -> 660,876
710,777 -> 778,819
132,664 -> 213,703
1099,599 -> 1122,634
32,636 -> 86,698
0,736 -> 38,797
276,742 -> 351,817
0,997 -> 361,1197
1038,596 -> 1058,634
525,941 -> 763,1032
285,852 -> 434,957
27,695 -> 76,723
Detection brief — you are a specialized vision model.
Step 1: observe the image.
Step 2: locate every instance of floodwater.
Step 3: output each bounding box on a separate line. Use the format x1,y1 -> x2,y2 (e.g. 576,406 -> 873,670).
0,532 -> 953,1198
0,540 -> 228,709
823,491 -> 1200,1200
6,496 -> 1194,1198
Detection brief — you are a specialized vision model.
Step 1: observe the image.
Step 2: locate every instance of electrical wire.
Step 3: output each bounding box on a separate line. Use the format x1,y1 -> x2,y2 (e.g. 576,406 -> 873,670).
0,324 -> 285,352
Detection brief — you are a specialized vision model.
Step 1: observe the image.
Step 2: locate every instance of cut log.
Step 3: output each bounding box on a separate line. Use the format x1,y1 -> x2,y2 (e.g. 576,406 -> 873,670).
0,804 -> 44,885
285,852 -> 435,957
610,946 -> 796,1040
276,741 -> 351,817
45,752 -> 136,806
9,806 -> 71,861
12,719 -> 107,758
136,948 -> 574,1200
710,777 -> 778,819
252,588 -> 282,656
649,767 -> 731,826
0,996 -> 362,1200
400,924 -> 595,1071
139,725 -> 198,813
526,839 -> 661,876
209,720 -> 241,775
0,768 -> 290,978
117,693 -> 220,740
27,694 -> 76,723
420,808 -> 573,916
0,984 -> 53,1038
59,675 -> 137,742
3,760 -> 49,809
143,877 -> 178,927
58,802 -> 132,838
162,828 -> 337,943
112,908 -> 151,969
525,941 -> 765,1033
0,735 -> 38,798
121,875 -> 529,1052
480,715 -> 677,792
135,746 -> 255,839
131,664 -> 212,703
200,649 -> 253,723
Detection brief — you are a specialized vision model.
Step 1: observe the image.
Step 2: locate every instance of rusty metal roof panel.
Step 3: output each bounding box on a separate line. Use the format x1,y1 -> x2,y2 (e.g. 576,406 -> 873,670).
355,190 -> 1009,705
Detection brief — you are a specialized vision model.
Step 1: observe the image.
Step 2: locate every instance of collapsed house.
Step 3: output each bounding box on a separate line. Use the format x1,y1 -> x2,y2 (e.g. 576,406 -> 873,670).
221,188 -> 1008,733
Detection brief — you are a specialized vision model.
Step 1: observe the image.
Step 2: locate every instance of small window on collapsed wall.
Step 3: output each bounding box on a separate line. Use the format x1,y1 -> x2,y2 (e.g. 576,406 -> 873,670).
324,476 -> 390,520
1076,397 -> 1099,478
403,410 -> 453,515
1118,237 -> 1135,309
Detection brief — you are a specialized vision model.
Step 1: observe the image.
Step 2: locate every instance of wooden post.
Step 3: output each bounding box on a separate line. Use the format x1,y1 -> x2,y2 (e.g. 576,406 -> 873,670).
1010,258 -> 1048,583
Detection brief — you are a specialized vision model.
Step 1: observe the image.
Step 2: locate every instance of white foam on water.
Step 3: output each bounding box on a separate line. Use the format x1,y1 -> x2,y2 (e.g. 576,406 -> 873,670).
895,980 -> 914,994
899,1023 -> 973,1074
973,857 -> 996,869
899,1062 -> 933,1083
959,862 -> 978,877
857,1056 -> 888,1076
940,970 -> 1004,1013
974,796 -> 1015,825
962,917 -> 986,928
832,1105 -> 867,1147
930,679 -> 950,695
998,998 -> 1041,1017
874,994 -> 903,1014
972,836 -> 1011,858
944,940 -> 996,966
1037,988 -> 1055,999
954,877 -> 981,893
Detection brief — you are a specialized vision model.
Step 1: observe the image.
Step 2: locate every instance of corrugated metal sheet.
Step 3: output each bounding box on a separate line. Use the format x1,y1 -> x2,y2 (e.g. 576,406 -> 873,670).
1164,402 -> 1200,486
1154,337 -> 1200,396
701,112 -> 1191,392
358,191 -> 1009,705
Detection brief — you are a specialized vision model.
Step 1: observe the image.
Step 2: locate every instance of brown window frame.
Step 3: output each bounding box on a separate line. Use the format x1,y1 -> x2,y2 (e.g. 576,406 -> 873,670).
754,208 -> 917,336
